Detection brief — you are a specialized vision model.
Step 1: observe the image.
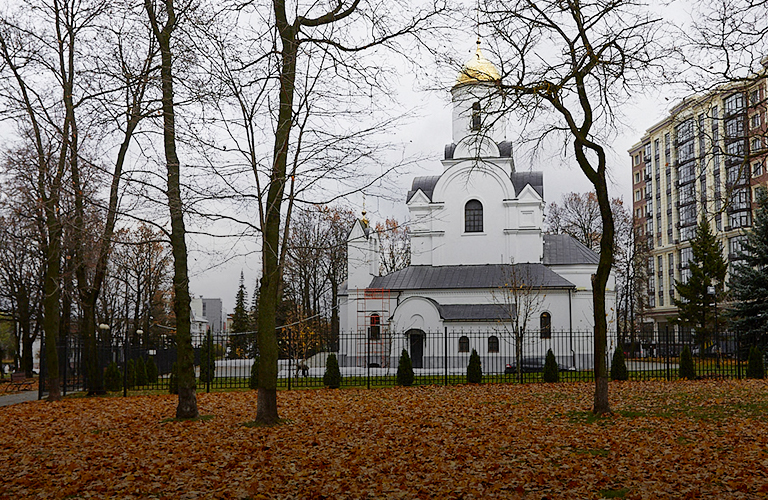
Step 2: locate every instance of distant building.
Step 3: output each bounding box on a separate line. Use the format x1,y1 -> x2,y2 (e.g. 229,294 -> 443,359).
189,297 -> 210,346
628,57 -> 768,333
201,298 -> 223,335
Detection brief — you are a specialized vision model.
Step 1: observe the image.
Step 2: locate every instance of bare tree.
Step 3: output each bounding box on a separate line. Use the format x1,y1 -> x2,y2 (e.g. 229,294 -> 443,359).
491,263 -> 546,382
377,217 -> 411,275
144,0 -> 198,419
483,0 -> 662,414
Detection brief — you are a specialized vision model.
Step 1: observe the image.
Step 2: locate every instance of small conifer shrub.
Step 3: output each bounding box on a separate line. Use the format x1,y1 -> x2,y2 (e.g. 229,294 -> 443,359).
543,349 -> 559,383
146,357 -> 158,384
169,362 -> 179,394
679,346 -> 696,380
610,347 -> 629,381
200,331 -> 216,384
747,346 -> 765,379
466,348 -> 482,384
126,359 -> 136,389
323,353 -> 341,389
135,357 -> 148,387
104,362 -> 122,392
249,356 -> 260,390
396,349 -> 414,387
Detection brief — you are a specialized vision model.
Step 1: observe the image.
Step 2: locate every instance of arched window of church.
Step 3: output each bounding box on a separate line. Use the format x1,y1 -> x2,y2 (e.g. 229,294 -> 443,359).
488,335 -> 499,353
369,313 -> 381,340
458,335 -> 470,353
540,312 -> 552,339
465,200 -> 483,233
471,102 -> 481,131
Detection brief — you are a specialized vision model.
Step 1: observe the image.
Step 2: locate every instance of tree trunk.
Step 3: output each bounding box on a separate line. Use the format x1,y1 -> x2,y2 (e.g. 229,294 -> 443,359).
145,0 -> 197,419
254,4 -> 298,425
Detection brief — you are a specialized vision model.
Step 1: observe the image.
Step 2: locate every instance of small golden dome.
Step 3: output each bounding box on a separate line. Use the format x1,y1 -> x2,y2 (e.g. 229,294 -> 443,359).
456,41 -> 500,85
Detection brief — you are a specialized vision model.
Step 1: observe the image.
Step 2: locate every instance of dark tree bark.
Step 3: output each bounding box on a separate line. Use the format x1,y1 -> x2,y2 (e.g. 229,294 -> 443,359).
145,0 -> 198,419
484,0 -> 662,414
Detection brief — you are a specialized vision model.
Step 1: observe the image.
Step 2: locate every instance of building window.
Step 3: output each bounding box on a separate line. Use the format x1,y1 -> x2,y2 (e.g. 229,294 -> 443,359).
754,161 -> 763,177
458,335 -> 470,353
369,313 -> 380,340
540,312 -> 552,339
635,172 -> 641,184
724,93 -> 744,114
751,113 -> 761,129
488,335 -> 499,354
464,199 -> 483,232
471,102 -> 481,131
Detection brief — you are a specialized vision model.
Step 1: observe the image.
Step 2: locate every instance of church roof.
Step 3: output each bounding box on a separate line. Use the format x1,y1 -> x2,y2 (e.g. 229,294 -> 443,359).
511,171 -> 543,198
406,176 -> 441,203
437,303 -> 516,322
543,234 -> 600,265
369,263 -> 574,290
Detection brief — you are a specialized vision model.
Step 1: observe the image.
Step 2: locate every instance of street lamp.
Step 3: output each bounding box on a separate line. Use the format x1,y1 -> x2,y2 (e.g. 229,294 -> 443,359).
98,323 -> 110,344
707,285 -> 720,369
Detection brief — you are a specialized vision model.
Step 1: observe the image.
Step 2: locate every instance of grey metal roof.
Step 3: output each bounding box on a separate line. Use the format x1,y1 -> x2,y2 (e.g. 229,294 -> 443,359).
498,141 -> 513,158
510,171 -> 544,198
406,175 -> 441,203
437,303 -> 516,322
369,263 -> 574,290
543,234 -> 600,265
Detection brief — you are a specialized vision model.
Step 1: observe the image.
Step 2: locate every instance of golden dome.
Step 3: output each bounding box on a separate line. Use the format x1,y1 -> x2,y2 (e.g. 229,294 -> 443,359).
456,41 -> 500,85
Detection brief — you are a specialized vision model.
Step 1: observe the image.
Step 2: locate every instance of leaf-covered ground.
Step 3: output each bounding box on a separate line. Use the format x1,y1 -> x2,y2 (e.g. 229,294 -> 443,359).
2,380 -> 768,499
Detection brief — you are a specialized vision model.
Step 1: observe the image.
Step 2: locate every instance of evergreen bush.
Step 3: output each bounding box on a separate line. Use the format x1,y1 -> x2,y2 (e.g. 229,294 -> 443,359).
135,357 -> 148,387
747,346 -> 765,379
126,359 -> 136,389
146,357 -> 158,384
249,356 -> 260,390
199,331 -> 216,384
396,349 -> 414,387
610,347 -> 628,381
323,353 -> 341,389
104,362 -> 122,392
679,346 -> 696,380
543,348 -> 559,383
466,348 -> 482,384
169,362 -> 179,394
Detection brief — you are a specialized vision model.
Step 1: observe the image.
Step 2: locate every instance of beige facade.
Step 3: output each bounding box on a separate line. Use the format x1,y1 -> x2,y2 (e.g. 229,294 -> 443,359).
629,65 -> 768,334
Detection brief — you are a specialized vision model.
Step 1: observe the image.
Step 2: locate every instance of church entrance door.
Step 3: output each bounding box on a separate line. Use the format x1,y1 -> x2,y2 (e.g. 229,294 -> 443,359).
407,329 -> 425,369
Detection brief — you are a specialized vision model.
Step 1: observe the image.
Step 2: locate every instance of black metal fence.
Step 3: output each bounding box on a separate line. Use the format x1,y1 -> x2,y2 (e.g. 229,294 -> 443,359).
39,327 -> 748,398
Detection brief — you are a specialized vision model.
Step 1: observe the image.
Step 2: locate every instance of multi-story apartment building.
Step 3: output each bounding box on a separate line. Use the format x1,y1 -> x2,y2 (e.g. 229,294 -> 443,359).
629,60 -> 768,336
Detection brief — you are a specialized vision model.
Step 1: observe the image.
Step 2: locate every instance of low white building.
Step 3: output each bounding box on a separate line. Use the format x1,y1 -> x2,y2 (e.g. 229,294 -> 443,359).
338,43 -> 616,372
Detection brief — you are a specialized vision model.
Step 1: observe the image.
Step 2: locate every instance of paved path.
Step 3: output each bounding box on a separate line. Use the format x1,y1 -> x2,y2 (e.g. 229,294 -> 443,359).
0,390 -> 39,407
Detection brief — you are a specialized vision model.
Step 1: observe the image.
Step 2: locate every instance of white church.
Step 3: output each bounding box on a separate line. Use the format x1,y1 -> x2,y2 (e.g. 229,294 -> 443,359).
338,43 -> 616,373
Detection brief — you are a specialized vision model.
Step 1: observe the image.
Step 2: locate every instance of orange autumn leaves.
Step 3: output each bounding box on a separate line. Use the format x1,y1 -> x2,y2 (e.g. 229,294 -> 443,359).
2,380 -> 768,499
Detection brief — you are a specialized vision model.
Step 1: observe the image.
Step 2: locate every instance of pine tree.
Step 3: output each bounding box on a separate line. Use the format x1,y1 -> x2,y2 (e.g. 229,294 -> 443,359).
679,346 -> 696,380
466,349 -> 482,384
229,271 -> 254,358
610,347 -> 628,381
323,353 -> 341,389
728,187 -> 768,350
199,330 -> 216,384
673,219 -> 727,352
396,349 -> 414,387
543,348 -> 559,382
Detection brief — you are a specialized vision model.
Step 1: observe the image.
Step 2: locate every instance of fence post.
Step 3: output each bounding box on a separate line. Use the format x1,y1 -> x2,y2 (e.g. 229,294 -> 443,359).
206,331 -> 211,393
123,336 -> 128,397
366,330 -> 370,390
38,335 -> 45,400
62,338 -> 67,397
287,327 -> 291,391
444,327 -> 448,386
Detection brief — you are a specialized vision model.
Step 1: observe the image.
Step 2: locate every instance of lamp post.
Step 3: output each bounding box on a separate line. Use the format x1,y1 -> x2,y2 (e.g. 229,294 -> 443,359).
707,285 -> 720,370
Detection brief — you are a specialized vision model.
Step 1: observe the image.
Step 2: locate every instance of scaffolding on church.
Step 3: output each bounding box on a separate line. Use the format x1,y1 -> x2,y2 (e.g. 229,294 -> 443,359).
354,288 -> 393,368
